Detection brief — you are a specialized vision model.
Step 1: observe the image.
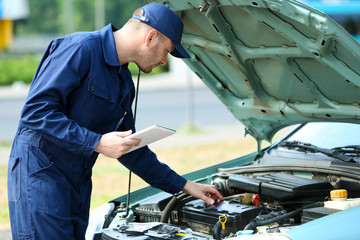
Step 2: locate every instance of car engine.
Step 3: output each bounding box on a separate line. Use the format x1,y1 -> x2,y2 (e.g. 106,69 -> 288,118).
97,172 -> 360,240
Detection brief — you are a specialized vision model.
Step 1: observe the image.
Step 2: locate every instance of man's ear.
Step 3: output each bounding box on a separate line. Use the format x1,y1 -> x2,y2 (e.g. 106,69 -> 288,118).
145,30 -> 157,47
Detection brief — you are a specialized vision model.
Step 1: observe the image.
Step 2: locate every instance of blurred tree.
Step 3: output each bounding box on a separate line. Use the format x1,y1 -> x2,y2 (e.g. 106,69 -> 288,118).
73,0 -> 94,31
14,0 -> 62,34
95,0 -> 105,30
105,0 -> 143,29
63,0 -> 75,34
14,0 -> 143,35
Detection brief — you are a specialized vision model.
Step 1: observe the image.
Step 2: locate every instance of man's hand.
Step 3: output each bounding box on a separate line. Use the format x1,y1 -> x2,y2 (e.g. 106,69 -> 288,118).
94,130 -> 141,158
182,180 -> 224,205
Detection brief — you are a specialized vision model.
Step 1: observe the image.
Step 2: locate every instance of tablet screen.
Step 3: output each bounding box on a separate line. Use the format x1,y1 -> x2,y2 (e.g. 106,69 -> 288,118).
125,125 -> 176,153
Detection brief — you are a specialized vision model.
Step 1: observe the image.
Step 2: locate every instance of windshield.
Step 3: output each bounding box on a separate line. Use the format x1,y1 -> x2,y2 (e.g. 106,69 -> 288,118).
329,14 -> 360,42
286,122 -> 360,149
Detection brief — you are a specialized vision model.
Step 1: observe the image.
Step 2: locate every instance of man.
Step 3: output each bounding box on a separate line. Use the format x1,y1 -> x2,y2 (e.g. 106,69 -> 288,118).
7,3 -> 223,240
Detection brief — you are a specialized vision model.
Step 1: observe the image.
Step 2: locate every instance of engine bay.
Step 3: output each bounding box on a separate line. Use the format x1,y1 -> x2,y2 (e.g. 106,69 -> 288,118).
97,171 -> 360,240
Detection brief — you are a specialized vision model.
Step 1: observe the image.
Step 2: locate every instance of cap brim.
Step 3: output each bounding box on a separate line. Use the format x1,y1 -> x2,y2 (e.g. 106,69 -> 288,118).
170,42 -> 191,58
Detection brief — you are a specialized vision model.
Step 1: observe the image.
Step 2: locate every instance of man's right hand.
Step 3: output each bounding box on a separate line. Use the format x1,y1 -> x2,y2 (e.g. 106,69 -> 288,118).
94,130 -> 141,158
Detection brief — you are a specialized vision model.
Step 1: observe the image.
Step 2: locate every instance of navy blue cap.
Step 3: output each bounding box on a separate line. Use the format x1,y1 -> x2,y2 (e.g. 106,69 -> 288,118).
132,3 -> 191,59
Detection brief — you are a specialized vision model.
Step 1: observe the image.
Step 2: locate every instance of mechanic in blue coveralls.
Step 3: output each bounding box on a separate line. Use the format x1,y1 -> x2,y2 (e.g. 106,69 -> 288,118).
7,3 -> 224,240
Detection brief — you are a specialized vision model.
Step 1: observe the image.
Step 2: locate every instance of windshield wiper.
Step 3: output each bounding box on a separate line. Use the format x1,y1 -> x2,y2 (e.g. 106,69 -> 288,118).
332,145 -> 360,158
278,141 -> 355,163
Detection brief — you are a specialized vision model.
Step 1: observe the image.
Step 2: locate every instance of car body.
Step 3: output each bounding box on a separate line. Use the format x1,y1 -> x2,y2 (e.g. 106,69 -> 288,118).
86,0 -> 360,239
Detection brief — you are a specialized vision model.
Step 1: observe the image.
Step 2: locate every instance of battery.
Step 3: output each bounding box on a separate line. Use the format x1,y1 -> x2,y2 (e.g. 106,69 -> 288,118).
180,199 -> 262,235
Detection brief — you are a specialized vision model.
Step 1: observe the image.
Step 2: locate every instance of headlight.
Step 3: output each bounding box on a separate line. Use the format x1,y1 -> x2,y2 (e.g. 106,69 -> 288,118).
85,202 -> 115,240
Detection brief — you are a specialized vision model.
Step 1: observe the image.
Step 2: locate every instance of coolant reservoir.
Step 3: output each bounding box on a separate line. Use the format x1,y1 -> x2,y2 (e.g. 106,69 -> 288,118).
324,189 -> 360,210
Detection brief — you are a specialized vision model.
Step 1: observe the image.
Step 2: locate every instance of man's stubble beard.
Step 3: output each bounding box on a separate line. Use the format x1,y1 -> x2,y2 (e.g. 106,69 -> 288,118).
132,46 -> 159,74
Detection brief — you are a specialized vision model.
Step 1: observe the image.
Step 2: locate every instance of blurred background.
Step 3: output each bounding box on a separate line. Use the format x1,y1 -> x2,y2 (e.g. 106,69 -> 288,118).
0,0 -> 245,237
0,0 -> 146,86
1,0 -> 360,238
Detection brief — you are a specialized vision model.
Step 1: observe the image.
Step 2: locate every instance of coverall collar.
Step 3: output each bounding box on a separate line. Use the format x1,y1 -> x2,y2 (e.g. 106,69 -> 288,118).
100,24 -> 121,67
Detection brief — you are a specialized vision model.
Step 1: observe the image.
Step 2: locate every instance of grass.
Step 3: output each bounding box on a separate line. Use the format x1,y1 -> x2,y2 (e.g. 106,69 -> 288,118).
0,142 -> 11,148
0,136 -> 259,230
0,164 -> 10,230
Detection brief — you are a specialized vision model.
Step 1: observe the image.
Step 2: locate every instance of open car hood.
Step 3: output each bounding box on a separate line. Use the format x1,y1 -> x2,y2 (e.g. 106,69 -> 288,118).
145,0 -> 360,142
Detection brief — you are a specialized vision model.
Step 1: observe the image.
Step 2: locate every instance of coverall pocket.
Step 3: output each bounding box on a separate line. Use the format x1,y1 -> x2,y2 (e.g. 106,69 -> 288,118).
88,78 -> 116,104
7,157 -> 21,202
27,145 -> 54,176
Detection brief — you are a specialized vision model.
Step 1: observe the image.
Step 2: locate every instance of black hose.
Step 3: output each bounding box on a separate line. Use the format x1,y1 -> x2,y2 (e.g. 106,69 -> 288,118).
212,221 -> 224,240
244,202 -> 324,231
213,215 -> 228,240
160,193 -> 191,223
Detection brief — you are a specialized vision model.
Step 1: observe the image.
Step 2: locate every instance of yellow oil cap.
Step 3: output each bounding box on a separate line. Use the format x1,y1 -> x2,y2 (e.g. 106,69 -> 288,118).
330,189 -> 348,200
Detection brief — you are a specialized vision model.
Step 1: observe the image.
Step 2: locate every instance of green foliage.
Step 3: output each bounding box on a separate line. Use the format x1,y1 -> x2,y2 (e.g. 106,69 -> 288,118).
105,0 -> 145,29
15,0 -> 62,34
0,55 -> 168,86
3,0 -> 169,86
0,55 -> 41,85
73,0 -> 95,32
14,0 -> 144,35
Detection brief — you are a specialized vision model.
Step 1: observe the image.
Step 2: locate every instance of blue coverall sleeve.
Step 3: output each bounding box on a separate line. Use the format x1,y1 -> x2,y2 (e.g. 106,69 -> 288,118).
20,39 -> 102,157
118,148 -> 187,194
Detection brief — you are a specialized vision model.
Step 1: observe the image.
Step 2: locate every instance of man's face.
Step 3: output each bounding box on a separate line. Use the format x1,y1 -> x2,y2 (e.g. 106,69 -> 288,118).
136,32 -> 174,74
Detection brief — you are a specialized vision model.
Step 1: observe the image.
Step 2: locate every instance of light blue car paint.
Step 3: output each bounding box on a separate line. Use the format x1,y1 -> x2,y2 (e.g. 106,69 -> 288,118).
287,205 -> 360,240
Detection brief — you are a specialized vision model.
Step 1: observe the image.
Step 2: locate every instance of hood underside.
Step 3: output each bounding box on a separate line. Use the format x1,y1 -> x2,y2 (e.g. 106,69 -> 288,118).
146,0 -> 360,141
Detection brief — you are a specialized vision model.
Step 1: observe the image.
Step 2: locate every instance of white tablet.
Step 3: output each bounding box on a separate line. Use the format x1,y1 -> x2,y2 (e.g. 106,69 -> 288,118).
125,125 -> 176,153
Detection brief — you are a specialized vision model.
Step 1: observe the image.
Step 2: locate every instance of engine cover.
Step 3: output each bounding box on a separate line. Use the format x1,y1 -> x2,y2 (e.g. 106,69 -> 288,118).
227,173 -> 332,201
